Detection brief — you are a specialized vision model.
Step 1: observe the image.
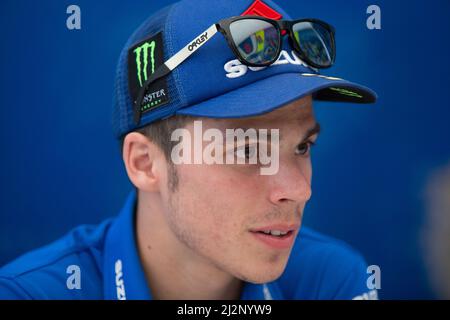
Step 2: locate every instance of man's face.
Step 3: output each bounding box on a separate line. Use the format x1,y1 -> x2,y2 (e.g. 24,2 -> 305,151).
159,95 -> 319,283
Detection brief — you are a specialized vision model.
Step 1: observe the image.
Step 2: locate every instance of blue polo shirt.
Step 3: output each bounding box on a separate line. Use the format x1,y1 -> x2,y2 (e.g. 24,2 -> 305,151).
0,190 -> 377,300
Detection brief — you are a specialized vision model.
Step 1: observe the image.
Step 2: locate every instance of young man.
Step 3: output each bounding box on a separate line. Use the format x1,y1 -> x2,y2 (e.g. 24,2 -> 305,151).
0,0 -> 378,299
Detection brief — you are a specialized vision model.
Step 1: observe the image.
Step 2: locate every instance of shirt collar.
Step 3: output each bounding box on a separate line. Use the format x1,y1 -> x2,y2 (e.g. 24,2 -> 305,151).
103,189 -> 152,299
103,190 -> 283,300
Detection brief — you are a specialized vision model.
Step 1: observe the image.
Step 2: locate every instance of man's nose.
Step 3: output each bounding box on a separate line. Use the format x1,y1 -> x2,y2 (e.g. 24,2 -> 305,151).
267,159 -> 312,205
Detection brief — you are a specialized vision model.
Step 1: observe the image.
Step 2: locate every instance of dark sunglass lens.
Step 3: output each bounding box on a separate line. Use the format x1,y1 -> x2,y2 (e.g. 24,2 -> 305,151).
229,19 -> 280,65
292,21 -> 334,67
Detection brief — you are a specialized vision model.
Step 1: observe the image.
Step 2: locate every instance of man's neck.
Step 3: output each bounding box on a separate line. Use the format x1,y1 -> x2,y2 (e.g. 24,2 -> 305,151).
135,193 -> 243,300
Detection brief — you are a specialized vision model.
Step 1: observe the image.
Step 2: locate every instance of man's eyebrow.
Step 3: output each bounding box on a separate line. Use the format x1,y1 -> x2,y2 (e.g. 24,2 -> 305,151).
301,122 -> 321,142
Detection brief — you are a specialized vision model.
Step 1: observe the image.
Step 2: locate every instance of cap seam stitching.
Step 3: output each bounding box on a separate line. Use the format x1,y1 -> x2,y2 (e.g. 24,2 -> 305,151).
164,2 -> 187,110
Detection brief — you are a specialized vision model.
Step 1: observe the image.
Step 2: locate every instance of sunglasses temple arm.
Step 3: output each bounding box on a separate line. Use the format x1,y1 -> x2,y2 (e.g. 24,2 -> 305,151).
134,24 -> 219,125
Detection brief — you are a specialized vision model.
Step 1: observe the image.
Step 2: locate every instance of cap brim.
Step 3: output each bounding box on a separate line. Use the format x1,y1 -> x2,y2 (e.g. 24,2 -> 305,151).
176,72 -> 377,118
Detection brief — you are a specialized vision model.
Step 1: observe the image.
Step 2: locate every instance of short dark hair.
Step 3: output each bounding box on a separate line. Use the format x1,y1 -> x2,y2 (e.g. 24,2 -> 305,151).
120,115 -> 194,191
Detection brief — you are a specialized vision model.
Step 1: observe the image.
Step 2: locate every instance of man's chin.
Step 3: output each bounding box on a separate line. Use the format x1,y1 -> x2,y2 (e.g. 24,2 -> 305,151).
241,272 -> 284,284
235,263 -> 288,284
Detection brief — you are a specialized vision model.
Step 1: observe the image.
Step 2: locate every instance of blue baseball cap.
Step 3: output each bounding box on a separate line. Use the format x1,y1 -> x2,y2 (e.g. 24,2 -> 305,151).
112,0 -> 377,139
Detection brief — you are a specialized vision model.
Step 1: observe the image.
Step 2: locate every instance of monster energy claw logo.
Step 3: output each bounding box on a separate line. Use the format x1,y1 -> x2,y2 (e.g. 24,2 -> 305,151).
134,41 -> 156,87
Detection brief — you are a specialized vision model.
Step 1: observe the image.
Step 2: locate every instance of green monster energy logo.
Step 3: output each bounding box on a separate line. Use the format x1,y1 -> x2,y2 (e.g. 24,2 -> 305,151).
134,41 -> 156,87
329,87 -> 363,98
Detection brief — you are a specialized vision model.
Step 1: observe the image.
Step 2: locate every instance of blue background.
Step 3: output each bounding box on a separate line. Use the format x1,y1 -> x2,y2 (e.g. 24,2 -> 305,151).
1,0 -> 449,299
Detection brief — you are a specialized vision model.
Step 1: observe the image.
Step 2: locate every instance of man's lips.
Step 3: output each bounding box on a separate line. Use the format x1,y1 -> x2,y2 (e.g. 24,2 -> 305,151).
249,223 -> 300,233
249,223 -> 300,250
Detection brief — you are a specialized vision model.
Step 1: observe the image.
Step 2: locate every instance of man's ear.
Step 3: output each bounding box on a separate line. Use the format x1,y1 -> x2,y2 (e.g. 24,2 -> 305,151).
122,132 -> 164,193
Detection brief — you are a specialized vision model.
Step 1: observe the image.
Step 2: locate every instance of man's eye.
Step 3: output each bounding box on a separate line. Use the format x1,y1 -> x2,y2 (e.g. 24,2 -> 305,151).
235,144 -> 257,160
295,141 -> 315,156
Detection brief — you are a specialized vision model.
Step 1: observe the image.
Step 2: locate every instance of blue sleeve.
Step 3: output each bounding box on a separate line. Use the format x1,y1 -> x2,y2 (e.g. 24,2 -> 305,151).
281,231 -> 380,300
309,244 -> 379,300
0,277 -> 33,300
329,251 -> 378,300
